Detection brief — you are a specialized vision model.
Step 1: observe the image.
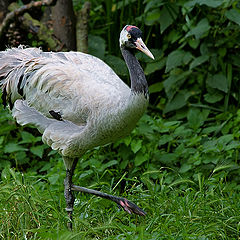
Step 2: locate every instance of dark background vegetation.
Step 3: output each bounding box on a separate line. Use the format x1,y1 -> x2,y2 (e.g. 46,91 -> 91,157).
0,0 -> 240,239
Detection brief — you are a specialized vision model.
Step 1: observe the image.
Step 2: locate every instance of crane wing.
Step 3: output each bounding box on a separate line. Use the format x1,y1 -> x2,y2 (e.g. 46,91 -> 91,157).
0,46 -> 130,126
12,99 -> 54,133
13,100 -> 85,156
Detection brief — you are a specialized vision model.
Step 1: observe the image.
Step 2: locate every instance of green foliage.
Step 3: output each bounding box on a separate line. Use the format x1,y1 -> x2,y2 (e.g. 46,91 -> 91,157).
0,98 -> 52,171
0,167 -> 239,239
1,0 -> 240,238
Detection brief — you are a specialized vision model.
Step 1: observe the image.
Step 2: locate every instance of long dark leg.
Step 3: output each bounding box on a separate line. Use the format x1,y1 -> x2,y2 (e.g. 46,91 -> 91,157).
71,185 -> 146,216
64,158 -> 78,230
64,157 -> 146,227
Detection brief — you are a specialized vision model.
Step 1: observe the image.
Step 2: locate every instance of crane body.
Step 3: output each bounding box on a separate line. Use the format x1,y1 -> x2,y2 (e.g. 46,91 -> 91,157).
0,25 -> 154,229
1,48 -> 148,159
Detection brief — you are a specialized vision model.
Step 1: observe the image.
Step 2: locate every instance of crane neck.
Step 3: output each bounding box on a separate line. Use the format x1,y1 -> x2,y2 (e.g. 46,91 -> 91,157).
121,47 -> 148,97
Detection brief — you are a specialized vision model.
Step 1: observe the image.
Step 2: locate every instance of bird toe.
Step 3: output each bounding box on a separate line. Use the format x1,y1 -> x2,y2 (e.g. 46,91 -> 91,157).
119,198 -> 146,216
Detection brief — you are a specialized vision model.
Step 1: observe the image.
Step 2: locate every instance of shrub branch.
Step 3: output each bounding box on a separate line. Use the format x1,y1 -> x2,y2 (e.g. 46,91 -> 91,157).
0,0 -> 57,42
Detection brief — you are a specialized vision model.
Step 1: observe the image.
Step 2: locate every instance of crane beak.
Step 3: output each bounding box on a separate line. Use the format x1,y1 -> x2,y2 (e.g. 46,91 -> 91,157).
135,38 -> 154,60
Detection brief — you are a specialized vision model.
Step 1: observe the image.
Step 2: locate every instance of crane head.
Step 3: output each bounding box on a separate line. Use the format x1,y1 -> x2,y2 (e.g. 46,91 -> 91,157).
120,25 -> 154,60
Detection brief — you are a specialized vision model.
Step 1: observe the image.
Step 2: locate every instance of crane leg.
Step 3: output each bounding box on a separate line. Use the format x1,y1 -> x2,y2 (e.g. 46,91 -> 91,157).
64,157 -> 146,231
64,158 -> 78,231
71,185 -> 146,216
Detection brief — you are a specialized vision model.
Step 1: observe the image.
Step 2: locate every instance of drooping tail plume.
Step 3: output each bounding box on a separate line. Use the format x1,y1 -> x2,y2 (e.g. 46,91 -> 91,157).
0,46 -> 43,108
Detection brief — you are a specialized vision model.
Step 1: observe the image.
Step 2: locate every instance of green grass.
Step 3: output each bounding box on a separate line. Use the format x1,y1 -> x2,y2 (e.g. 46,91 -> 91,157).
0,167 -> 239,240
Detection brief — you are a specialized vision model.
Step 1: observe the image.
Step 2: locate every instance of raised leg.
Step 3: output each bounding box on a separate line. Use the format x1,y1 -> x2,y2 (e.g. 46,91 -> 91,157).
63,157 -> 146,231
71,185 -> 146,216
64,158 -> 78,230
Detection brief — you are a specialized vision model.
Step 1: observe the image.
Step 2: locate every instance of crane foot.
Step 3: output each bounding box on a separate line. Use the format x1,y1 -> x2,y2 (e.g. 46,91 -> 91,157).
71,184 -> 146,216
118,198 -> 146,216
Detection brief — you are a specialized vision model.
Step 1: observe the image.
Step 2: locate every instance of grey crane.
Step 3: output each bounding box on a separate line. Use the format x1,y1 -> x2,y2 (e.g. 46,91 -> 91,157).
0,25 -> 154,229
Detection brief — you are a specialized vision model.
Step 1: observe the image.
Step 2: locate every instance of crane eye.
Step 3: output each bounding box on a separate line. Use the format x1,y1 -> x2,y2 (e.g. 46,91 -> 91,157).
127,33 -> 131,39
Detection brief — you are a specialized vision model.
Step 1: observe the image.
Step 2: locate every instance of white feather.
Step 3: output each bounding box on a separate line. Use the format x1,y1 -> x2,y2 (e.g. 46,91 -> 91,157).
0,46 -> 148,164
119,27 -> 130,47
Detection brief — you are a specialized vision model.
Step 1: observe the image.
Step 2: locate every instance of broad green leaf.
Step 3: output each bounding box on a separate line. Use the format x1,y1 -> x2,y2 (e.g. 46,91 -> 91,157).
89,159 -> 101,168
1,167 -> 10,181
4,143 -> 27,153
163,70 -> 191,100
202,140 -> 217,153
188,38 -> 200,49
179,163 -> 192,173
120,159 -> 128,169
190,55 -> 209,69
164,121 -> 181,127
39,163 -> 52,172
20,131 -> 38,144
187,108 -> 201,130
105,55 -> 128,77
144,0 -> 164,13
203,154 -> 220,164
200,42 -> 209,56
225,141 -> 240,151
163,72 -> 182,98
145,58 -> 166,75
137,118 -> 155,135
99,160 -> 118,172
48,174 -> 60,185
134,152 -> 148,166
15,152 -> 29,165
158,153 -> 177,164
218,48 -> 227,57
165,50 -> 186,72
149,82 -> 163,93
186,18 -> 210,39
131,139 -> 142,153
187,108 -> 209,130
159,135 -> 173,146
206,74 -> 228,93
204,92 -> 224,103
202,126 -> 220,134
217,134 -> 233,146
0,125 -> 17,135
184,0 -> 223,8
183,52 -> 194,65
30,145 -> 46,158
123,136 -> 131,146
174,126 -> 193,138
79,169 -> 94,179
88,35 -> 105,59
225,9 -> 240,26
145,9 -> 161,25
159,6 -> 176,33
0,161 -> 11,172
164,90 -> 192,114
167,29 -> 182,44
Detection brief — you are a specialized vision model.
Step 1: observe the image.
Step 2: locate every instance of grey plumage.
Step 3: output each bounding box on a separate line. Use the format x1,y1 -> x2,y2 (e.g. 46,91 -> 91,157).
0,25 -> 154,228
0,45 -> 148,160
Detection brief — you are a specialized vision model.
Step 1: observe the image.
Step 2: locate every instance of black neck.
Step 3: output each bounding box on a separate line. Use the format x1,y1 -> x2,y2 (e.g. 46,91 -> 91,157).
121,47 -> 148,96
